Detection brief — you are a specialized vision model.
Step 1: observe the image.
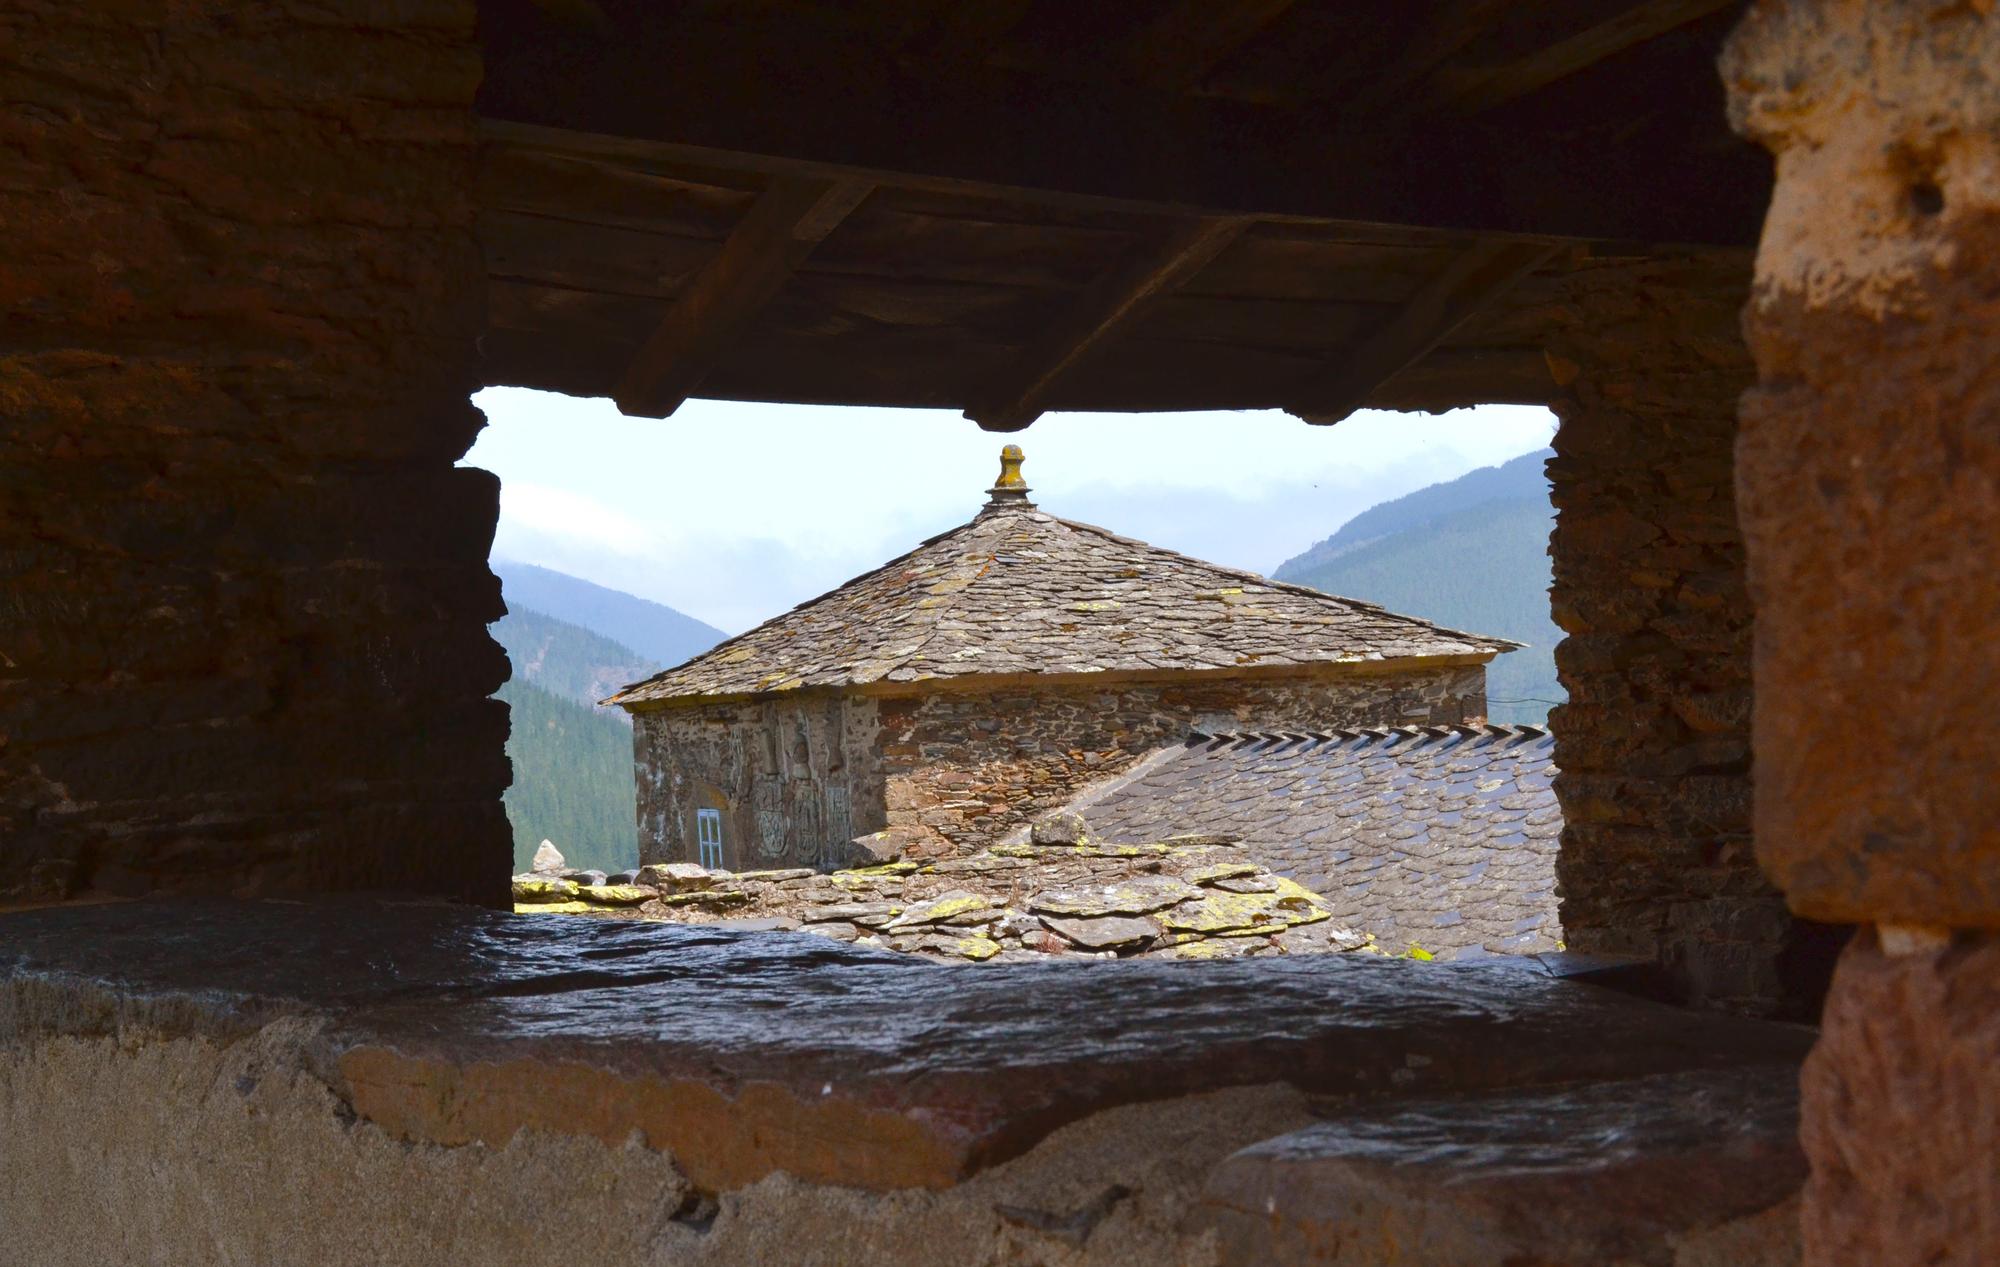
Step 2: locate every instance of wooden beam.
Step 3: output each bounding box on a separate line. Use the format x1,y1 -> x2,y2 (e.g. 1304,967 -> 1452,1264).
1439,0 -> 1741,115
474,8 -> 1771,248
964,217 -> 1253,432
1286,240 -> 1559,425
1324,0 -> 1514,117
1122,0 -> 1300,93
612,177 -> 872,418
894,1 -> 1037,79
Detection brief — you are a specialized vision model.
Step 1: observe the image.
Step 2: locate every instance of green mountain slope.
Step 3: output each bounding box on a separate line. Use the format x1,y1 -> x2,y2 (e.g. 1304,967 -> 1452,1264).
500,676 -> 639,874
494,560 -> 727,669
1274,456 -> 1562,725
1279,449 -> 1552,577
491,606 -> 659,713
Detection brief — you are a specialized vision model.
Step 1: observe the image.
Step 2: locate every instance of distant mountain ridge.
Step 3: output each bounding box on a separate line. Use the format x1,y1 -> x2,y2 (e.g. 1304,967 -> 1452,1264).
493,559 -> 728,670
1276,449 -> 1553,578
1273,449 -> 1562,725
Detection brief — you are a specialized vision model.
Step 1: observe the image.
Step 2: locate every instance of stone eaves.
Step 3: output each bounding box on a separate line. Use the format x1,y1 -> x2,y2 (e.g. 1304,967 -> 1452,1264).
609,503 -> 1519,708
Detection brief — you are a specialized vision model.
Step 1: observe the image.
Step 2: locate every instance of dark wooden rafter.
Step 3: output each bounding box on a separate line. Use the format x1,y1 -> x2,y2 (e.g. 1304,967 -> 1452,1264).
964,216 -> 1254,432
893,1 -> 1037,78
613,176 -> 873,418
1287,239 -> 1560,425
1327,0 -> 1515,118
1121,0 -> 1300,93
1436,0 -> 1742,115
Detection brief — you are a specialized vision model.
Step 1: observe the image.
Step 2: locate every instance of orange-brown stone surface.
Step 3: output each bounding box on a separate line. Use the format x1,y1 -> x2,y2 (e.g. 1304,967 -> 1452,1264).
1799,931 -> 2000,1266
1725,0 -> 2000,927
0,1 -> 508,900
1725,5 -> 2000,1265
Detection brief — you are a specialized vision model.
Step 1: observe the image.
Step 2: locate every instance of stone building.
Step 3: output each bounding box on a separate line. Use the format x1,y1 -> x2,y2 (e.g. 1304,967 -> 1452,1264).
609,448 -> 1518,870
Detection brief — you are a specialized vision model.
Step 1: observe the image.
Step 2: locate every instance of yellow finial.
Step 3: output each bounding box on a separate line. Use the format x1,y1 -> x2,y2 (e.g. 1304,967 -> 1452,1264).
995,445 -> 1026,489
986,445 -> 1032,506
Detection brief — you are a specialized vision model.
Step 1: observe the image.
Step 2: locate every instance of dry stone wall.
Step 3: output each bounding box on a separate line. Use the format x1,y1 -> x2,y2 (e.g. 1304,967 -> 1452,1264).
515,831 -> 1370,963
1542,264 -> 1800,1013
0,0 -> 507,901
878,665 -> 1489,859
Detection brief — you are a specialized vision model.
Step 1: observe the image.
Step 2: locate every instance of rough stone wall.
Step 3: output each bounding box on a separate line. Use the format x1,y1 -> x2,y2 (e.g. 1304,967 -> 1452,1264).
880,664 -> 1488,859
1724,2 -> 2000,1261
0,1022 -> 1316,1267
0,2 -> 507,901
632,695 -> 883,870
1543,266 -> 1800,1013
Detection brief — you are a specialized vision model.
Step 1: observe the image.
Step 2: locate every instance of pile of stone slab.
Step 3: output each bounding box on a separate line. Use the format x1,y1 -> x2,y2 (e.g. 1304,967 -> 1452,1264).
510,823 -> 1372,963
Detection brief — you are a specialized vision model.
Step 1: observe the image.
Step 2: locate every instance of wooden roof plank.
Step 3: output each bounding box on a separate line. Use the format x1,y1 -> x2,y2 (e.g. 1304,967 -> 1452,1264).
1286,239 -> 1560,425
1122,0 -> 1301,93
1441,0 -> 1742,115
965,216 -> 1254,432
612,176 -> 875,418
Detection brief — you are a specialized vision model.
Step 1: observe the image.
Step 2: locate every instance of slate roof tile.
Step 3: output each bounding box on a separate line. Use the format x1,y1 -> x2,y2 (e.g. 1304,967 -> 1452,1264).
1047,725 -> 1561,959
609,501 -> 1517,706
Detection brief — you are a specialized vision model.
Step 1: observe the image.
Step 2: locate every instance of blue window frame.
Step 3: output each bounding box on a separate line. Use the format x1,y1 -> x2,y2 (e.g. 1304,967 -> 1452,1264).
696,808 -> 724,870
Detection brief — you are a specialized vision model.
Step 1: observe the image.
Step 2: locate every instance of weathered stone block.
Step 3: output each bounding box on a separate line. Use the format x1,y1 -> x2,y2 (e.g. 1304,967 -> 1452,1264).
1798,930 -> 2000,1265
1726,0 -> 2000,927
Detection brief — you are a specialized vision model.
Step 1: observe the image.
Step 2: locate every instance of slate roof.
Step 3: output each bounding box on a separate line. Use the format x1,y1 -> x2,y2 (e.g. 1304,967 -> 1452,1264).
1045,725 -> 1561,960
610,501 -> 1517,707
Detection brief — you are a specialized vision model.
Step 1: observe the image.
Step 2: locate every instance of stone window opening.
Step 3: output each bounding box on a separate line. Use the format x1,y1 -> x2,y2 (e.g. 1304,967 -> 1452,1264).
696,808 -> 725,871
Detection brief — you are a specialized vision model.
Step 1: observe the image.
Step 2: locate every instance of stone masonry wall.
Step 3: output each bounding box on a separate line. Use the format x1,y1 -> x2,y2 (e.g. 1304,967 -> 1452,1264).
0,2 -> 508,901
633,696 -> 884,871
880,664 -> 1488,859
1542,264 -> 1804,1014
1725,3 -> 2000,1261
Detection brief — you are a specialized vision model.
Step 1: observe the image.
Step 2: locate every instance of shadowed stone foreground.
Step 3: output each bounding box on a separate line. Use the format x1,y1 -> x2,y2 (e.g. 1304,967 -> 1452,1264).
4,898 -> 1812,1210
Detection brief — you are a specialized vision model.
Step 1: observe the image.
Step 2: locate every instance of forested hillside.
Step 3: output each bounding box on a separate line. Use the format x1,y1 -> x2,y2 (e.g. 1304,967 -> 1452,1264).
499,676 -> 639,873
1274,450 -> 1562,724
491,606 -> 658,716
486,561 -> 724,874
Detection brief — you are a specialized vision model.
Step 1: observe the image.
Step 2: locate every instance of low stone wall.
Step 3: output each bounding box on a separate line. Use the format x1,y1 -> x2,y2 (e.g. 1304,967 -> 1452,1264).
515,829 -> 1370,963
1,899 -> 1815,1267
879,663 -> 1489,859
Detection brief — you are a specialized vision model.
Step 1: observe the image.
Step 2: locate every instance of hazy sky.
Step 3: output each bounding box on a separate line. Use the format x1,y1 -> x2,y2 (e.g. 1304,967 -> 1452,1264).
463,388 -> 1556,634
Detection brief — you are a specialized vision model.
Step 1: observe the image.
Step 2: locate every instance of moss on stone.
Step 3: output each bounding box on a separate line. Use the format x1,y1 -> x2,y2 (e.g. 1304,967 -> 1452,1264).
576,884 -> 654,906
511,878 -> 582,904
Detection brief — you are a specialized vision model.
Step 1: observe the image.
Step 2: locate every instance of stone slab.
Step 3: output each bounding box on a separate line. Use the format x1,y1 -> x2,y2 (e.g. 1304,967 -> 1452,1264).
1200,1067 -> 1806,1265
0,898 -> 1814,1196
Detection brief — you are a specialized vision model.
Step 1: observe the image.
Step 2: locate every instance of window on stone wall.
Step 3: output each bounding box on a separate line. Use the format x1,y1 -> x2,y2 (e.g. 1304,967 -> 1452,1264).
696,808 -> 725,870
